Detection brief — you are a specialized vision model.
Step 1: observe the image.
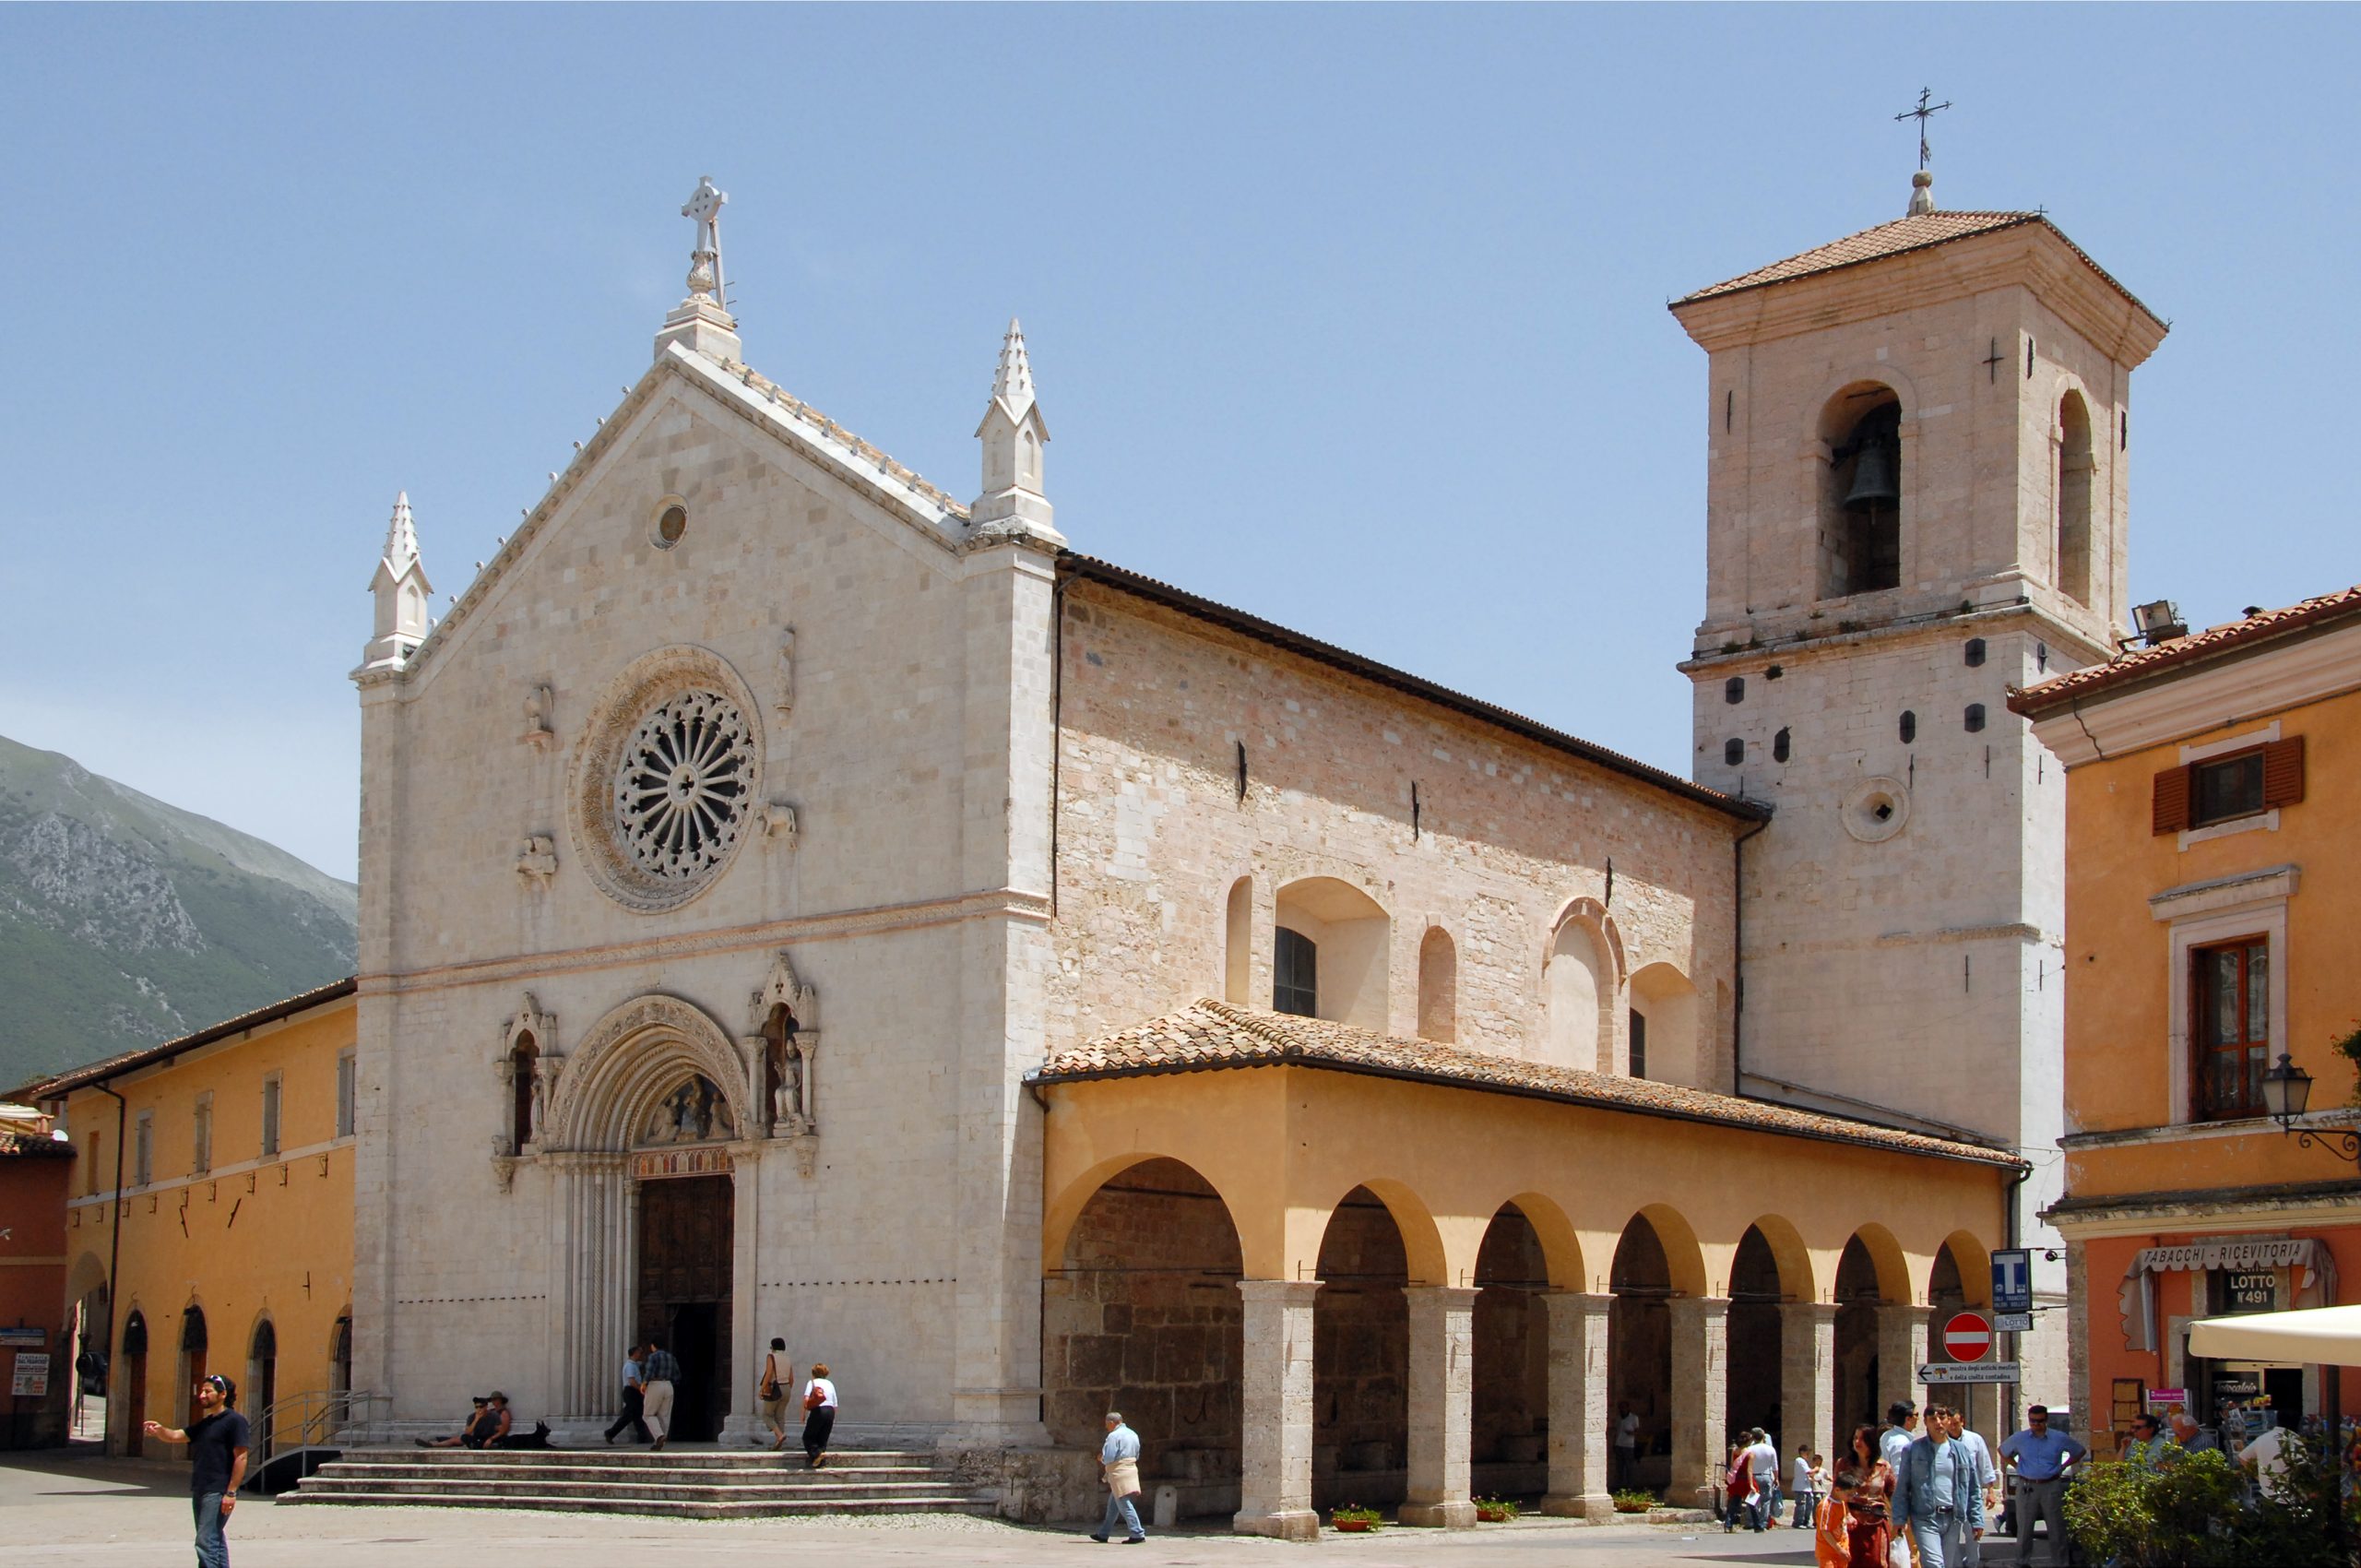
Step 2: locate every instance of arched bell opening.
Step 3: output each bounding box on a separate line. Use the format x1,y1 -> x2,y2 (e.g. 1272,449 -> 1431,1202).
1417,926 -> 1458,1044
2056,390 -> 2095,606
1044,1157 -> 1245,1523
1471,1203 -> 1549,1500
1312,1185 -> 1411,1511
1820,386 -> 1903,599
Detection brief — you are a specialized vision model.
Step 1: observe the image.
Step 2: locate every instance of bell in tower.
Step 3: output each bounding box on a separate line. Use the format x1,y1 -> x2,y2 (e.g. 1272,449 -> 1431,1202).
1831,402 -> 1902,592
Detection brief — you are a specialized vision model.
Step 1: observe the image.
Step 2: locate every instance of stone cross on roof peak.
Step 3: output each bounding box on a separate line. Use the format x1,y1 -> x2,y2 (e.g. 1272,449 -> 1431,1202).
682,176 -> 728,303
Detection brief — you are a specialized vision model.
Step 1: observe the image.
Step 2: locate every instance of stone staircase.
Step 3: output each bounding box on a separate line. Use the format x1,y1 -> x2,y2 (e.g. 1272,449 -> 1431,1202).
279,1445 -> 998,1520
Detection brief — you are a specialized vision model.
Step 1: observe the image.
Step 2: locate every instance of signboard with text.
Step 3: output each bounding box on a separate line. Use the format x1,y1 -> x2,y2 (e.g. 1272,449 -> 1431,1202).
0,1326 -> 45,1348
2146,1387 -> 2189,1410
11,1352 -> 49,1397
1992,1250 -> 2033,1315
1921,1360 -> 2020,1385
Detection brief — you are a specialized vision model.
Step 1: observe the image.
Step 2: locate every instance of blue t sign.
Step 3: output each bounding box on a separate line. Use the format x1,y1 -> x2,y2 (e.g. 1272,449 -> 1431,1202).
1992,1249 -> 2033,1314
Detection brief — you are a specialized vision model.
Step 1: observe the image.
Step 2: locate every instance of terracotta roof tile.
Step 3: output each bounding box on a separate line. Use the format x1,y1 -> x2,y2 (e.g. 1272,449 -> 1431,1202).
1674,210 -> 2152,321
1034,999 -> 2020,1168
2010,584 -> 2361,714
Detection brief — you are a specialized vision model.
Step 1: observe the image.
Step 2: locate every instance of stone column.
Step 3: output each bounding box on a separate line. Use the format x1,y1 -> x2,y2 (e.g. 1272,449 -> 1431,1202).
550,1153 -> 632,1427
1233,1280 -> 1321,1541
1400,1285 -> 1480,1527
1780,1302 -> 1839,1464
1539,1290 -> 1614,1520
1667,1296 -> 1731,1508
1877,1302 -> 1928,1424
720,1145 -> 763,1443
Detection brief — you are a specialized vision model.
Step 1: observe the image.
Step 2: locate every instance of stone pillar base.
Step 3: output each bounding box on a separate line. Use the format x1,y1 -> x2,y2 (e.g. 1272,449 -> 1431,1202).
1232,1507 -> 1321,1540
1540,1491 -> 1615,1521
1398,1500 -> 1478,1529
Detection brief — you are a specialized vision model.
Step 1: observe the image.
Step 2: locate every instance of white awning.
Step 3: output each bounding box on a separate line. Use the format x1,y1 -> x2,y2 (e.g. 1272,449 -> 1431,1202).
2187,1305 -> 2361,1365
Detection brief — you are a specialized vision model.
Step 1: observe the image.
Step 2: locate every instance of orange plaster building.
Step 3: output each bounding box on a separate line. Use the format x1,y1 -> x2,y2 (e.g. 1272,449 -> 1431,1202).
2014,586 -> 2361,1452
0,1109 -> 74,1449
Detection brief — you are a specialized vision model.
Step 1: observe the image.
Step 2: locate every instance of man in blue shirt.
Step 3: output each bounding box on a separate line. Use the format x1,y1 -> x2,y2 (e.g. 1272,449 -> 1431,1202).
1896,1402 -> 1987,1568
604,1343 -> 650,1445
1998,1405 -> 2086,1566
1091,1410 -> 1145,1544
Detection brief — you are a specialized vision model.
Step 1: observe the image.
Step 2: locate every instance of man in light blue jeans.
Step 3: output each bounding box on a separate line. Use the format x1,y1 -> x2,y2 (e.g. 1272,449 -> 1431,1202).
1895,1401 -> 1987,1568
1092,1411 -> 1146,1543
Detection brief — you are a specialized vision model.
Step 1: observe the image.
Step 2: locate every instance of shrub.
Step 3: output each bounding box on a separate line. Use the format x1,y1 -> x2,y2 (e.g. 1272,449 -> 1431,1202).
2065,1445 -> 2361,1568
1328,1503 -> 1382,1528
1611,1488 -> 1657,1513
1473,1495 -> 1519,1521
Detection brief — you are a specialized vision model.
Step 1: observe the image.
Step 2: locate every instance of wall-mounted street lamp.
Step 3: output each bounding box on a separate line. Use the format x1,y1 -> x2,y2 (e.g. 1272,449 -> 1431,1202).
2260,1053 -> 2361,1167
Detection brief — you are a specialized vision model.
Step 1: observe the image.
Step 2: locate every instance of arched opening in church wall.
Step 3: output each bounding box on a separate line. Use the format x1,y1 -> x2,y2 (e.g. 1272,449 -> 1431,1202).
2056,390 -> 2095,605
1542,920 -> 1613,1072
1471,1203 -> 1549,1500
1608,1216 -> 1674,1495
1628,962 -> 1697,1085
121,1310 -> 148,1456
1819,384 -> 1904,600
247,1316 -> 278,1462
1273,878 -> 1389,1030
177,1303 -> 208,1428
1224,877 -> 1252,1006
1725,1225 -> 1789,1448
1044,1158 -> 1244,1522
329,1310 -> 353,1398
1833,1234 -> 1894,1433
1417,927 -> 1457,1044
508,1033 -> 539,1150
1313,1185 -> 1411,1510
1926,1233 -> 1995,1438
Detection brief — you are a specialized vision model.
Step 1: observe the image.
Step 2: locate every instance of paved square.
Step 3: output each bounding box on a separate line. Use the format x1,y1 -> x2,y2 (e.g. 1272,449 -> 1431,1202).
4,1455 -> 1819,1567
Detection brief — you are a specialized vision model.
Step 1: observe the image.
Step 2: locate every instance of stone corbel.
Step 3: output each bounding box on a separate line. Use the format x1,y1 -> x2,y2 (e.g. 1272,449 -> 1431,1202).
522,683 -> 555,747
789,1133 -> 818,1179
491,1147 -> 518,1192
516,835 -> 558,885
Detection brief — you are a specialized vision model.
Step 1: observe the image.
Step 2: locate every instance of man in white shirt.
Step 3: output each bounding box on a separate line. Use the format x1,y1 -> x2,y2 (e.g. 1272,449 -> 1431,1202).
1880,1403 -> 1921,1568
1747,1430 -> 1783,1526
1941,1407 -> 2000,1563
2240,1423 -> 2299,1499
1613,1400 -> 1641,1491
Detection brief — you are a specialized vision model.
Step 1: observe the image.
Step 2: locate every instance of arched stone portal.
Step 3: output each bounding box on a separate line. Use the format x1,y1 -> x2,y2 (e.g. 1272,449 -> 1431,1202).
1043,1158 -> 1245,1522
1312,1186 -> 1411,1511
536,991 -> 767,1438
1472,1205 -> 1547,1498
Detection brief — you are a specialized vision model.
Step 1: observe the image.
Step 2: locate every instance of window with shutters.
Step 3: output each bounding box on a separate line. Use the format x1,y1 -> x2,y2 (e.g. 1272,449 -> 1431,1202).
135,1111 -> 153,1187
192,1093 -> 212,1176
2191,936 -> 2270,1120
337,1050 -> 357,1139
260,1073 -> 281,1158
2152,735 -> 2304,838
1273,927 -> 1318,1017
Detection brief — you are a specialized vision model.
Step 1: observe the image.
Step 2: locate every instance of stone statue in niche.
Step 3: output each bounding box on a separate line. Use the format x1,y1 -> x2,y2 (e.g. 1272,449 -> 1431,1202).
771,1034 -> 807,1134
523,683 -> 554,746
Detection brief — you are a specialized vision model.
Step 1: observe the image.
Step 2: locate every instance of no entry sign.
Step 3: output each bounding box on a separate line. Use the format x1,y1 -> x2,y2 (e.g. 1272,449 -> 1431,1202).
1944,1312 -> 1993,1362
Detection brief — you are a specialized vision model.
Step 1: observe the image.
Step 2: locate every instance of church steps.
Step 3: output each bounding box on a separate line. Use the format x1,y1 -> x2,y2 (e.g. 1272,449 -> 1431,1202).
281,1446 -> 998,1519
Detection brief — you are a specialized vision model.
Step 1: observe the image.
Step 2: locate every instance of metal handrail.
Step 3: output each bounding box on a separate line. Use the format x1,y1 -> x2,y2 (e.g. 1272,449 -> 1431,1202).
240,1389 -> 392,1491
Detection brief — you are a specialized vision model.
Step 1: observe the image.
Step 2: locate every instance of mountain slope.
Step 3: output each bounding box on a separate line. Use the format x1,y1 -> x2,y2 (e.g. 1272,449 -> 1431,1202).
0,734 -> 357,1094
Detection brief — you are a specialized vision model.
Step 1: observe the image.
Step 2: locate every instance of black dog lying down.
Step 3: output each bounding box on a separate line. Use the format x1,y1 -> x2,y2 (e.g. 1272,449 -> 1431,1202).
493,1421 -> 557,1450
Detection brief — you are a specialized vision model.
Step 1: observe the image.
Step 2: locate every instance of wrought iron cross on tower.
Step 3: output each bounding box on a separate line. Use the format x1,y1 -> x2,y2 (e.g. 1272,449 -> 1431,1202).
1895,88 -> 1951,171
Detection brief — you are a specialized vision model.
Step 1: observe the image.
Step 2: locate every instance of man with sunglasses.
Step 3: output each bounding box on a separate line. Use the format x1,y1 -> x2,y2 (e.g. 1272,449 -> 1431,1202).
144,1372 -> 248,1568
1999,1405 -> 2085,1566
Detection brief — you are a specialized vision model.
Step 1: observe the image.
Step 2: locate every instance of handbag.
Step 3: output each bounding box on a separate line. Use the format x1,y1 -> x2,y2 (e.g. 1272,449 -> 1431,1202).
802,1384 -> 825,1412
759,1356 -> 782,1402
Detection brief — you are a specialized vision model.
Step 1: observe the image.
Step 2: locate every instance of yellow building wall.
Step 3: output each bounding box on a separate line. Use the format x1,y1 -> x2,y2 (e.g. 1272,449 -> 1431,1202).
2058,680 -> 2361,1197
60,997 -> 357,1452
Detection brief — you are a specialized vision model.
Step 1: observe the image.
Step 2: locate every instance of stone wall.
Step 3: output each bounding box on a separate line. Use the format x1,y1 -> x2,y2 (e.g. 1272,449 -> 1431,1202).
1042,1158 -> 1242,1521
1050,584 -> 1743,1087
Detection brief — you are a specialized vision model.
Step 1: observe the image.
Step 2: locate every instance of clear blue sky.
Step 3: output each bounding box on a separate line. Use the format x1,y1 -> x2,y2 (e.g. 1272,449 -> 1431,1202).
3,6 -> 2355,883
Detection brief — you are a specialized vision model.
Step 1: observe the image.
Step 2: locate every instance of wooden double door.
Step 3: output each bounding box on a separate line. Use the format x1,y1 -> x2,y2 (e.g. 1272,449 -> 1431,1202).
635,1174 -> 733,1443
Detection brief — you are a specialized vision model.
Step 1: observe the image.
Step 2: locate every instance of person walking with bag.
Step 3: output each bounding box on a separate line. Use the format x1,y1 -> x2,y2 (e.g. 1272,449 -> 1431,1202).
1091,1410 -> 1147,1544
756,1337 -> 790,1452
800,1361 -> 837,1468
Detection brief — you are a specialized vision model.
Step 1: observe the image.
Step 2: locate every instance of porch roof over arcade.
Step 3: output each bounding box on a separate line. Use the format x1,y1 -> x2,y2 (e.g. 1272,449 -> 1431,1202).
1035,999 -> 2020,1170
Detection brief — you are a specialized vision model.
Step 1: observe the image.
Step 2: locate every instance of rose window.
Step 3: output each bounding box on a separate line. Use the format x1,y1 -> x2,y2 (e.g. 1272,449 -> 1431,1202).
611,691 -> 755,883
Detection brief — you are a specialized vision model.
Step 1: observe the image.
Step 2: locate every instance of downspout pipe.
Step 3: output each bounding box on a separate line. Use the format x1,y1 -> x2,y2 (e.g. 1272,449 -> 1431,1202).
2005,1162 -> 2030,1437
1730,811 -> 1772,1098
89,1079 -> 128,1455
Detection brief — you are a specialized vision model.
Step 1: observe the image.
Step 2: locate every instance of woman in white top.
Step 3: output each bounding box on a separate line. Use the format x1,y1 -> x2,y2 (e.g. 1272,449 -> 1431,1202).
799,1361 -> 838,1469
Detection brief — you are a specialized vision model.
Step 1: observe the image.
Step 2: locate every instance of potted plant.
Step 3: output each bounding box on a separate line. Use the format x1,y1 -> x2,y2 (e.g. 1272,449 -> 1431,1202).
1329,1503 -> 1382,1533
1611,1488 -> 1657,1515
1474,1495 -> 1519,1523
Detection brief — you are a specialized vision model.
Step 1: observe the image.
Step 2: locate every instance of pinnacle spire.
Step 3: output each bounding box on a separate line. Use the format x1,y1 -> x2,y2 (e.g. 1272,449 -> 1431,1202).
382,491 -> 421,574
991,318 -> 1037,416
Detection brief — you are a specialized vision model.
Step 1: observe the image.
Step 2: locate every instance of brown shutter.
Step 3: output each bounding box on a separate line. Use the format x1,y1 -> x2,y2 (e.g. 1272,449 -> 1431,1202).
2152,764 -> 2193,835
2262,735 -> 2307,808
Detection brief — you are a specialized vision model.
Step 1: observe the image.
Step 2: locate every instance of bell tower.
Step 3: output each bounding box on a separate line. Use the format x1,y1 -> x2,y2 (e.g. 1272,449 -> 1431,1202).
1669,175 -> 2166,1406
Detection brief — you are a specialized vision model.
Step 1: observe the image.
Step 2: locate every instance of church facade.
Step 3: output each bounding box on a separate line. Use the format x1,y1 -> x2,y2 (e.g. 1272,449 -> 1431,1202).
342,185 -> 2045,1529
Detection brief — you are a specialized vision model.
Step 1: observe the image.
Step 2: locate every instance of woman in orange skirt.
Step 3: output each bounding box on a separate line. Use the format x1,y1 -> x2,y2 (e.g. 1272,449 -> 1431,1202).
1823,1422 -> 1894,1568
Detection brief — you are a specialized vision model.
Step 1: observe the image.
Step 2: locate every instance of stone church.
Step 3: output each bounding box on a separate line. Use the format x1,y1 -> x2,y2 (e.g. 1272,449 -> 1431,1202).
346,171 -> 2147,1531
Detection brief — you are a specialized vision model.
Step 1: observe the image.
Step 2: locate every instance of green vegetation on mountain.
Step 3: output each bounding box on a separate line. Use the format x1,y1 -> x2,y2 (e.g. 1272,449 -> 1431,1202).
0,734 -> 356,1095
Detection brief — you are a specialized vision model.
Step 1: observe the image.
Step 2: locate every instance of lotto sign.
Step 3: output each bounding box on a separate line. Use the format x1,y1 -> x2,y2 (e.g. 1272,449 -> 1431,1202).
1943,1312 -> 1993,1362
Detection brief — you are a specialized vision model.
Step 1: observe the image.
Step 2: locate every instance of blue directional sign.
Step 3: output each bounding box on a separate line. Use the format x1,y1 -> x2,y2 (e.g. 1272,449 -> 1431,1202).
1992,1249 -> 2034,1315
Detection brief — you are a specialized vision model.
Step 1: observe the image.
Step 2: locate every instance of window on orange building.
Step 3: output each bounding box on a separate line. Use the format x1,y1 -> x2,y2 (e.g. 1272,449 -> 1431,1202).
2191,937 -> 2269,1121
